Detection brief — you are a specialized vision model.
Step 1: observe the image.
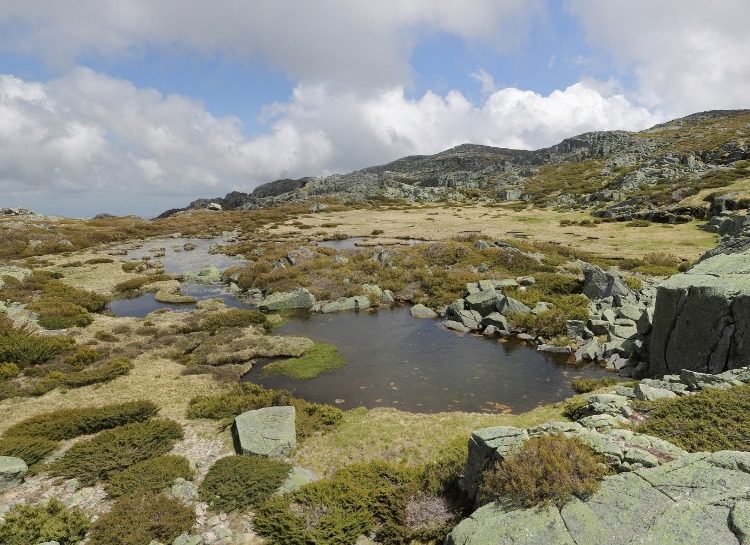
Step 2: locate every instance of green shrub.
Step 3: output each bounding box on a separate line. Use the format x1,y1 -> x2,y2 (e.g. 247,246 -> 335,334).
0,331 -> 74,367
626,219 -> 651,227
199,309 -> 267,333
0,435 -> 58,465
54,357 -> 132,388
623,276 -> 643,291
636,384 -> 750,452
262,342 -> 344,379
199,455 -> 291,512
0,499 -> 90,545
253,462 -> 437,545
0,362 -> 20,380
28,299 -> 93,329
4,400 -> 158,441
50,419 -> 183,485
89,492 -> 194,545
106,455 -> 194,498
63,347 -> 101,367
121,261 -> 143,273
561,397 -> 589,420
186,384 -> 342,438
571,377 -> 623,394
631,264 -> 679,276
480,434 -> 609,507
85,257 -> 114,264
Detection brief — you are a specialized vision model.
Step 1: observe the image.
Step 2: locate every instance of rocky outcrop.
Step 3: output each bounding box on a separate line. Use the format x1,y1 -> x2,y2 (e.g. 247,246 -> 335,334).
649,249 -> 750,375
448,451 -> 750,545
233,406 -> 296,457
258,288 -> 316,311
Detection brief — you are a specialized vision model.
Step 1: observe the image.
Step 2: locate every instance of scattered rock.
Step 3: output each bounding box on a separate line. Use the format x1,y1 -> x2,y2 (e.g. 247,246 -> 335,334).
410,304 -> 437,319
0,456 -> 27,492
233,406 -> 296,457
321,295 -> 370,313
259,288 -> 316,311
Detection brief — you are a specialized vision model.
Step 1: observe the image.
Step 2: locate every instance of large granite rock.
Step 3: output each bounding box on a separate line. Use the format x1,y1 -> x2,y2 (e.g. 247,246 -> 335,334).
233,406 -> 296,457
447,451 -> 750,545
0,456 -> 27,492
649,250 -> 750,375
259,288 -> 316,311
580,262 -> 633,302
321,295 -> 370,313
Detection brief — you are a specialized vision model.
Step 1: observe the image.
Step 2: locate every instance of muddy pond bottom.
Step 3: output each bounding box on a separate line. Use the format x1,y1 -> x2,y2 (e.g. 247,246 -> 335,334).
243,307 -> 613,414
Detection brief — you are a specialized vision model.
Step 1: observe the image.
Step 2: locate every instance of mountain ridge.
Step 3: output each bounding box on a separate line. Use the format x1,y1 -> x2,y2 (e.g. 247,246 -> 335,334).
163,109 -> 750,222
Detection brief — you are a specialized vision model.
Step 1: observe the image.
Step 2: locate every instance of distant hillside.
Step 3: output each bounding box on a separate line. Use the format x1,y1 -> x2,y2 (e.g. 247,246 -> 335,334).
163,110 -> 750,222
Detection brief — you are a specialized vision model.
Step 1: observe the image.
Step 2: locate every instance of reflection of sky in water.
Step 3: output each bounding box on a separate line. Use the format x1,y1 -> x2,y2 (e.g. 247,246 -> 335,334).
245,307 -> 614,414
117,237 -> 245,274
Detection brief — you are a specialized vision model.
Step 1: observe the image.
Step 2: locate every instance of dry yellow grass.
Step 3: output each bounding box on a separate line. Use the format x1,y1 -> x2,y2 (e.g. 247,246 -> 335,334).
292,402 -> 567,476
270,204 -> 716,260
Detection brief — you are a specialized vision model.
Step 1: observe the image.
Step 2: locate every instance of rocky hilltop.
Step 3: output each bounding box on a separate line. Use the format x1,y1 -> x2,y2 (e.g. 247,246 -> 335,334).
167,110 -> 750,223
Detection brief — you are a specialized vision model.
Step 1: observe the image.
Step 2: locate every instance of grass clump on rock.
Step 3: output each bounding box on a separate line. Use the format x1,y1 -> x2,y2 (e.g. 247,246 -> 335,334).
50,419 -> 183,485
106,455 -> 194,498
480,434 -> 609,508
199,455 -> 291,512
0,499 -> 90,545
571,377 -> 624,394
187,383 -> 343,438
89,492 -> 194,545
4,400 -> 158,441
261,342 -> 343,379
636,384 -> 750,452
198,308 -> 268,333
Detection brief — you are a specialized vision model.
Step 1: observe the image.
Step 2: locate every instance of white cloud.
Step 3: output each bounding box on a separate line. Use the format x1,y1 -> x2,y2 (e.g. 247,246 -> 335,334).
567,0 -> 750,114
0,0 -> 543,91
0,68 -> 659,215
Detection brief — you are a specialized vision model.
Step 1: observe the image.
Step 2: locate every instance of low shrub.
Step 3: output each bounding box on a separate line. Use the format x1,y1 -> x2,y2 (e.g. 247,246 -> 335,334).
631,264 -> 679,276
571,377 -> 623,394
0,499 -> 90,545
0,435 -> 58,465
0,331 -> 74,367
0,362 -> 20,380
480,434 -> 609,507
4,400 -> 158,441
89,492 -> 194,545
561,397 -> 589,420
253,462 -> 447,545
186,384 -> 342,438
63,347 -> 102,368
85,257 -> 114,264
28,299 -> 92,329
53,357 -> 133,388
199,455 -> 291,512
636,384 -> 750,452
623,276 -> 643,291
199,309 -> 267,333
625,219 -> 651,227
262,342 -> 344,379
50,419 -> 183,485
106,455 -> 194,498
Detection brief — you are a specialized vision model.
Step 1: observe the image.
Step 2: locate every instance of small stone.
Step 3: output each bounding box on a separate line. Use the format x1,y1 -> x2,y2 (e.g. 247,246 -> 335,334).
410,304 -> 437,319
0,456 -> 27,492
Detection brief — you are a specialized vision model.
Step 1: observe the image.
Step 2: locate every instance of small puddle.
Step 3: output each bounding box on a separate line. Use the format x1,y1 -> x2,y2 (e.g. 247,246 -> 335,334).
114,236 -> 244,274
106,283 -> 251,317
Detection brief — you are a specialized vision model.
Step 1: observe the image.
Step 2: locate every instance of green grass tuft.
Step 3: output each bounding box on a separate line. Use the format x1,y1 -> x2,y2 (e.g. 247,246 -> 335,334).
262,342 -> 343,379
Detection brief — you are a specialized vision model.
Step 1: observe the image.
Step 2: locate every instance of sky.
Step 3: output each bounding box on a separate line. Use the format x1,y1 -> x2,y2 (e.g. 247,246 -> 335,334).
1,1 -> 749,217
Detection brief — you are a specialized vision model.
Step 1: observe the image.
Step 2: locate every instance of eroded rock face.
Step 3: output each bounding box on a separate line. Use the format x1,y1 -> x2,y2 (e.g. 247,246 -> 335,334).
649,250 -> 750,375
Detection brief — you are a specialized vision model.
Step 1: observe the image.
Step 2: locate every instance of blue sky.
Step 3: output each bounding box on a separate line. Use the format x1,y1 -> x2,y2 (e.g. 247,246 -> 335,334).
0,1 -> 747,216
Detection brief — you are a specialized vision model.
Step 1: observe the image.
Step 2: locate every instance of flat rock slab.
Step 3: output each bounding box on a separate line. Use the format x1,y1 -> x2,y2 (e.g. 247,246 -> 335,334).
448,450 -> 750,545
0,456 -> 27,492
233,406 -> 296,457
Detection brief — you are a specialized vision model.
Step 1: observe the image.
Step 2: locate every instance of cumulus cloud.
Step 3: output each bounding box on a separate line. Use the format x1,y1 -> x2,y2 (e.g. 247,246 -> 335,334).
567,0 -> 750,114
0,67 -> 659,215
0,0 -> 543,90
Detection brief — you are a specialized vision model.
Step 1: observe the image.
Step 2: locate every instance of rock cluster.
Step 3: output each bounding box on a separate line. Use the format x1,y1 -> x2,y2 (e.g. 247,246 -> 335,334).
449,364 -> 750,545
